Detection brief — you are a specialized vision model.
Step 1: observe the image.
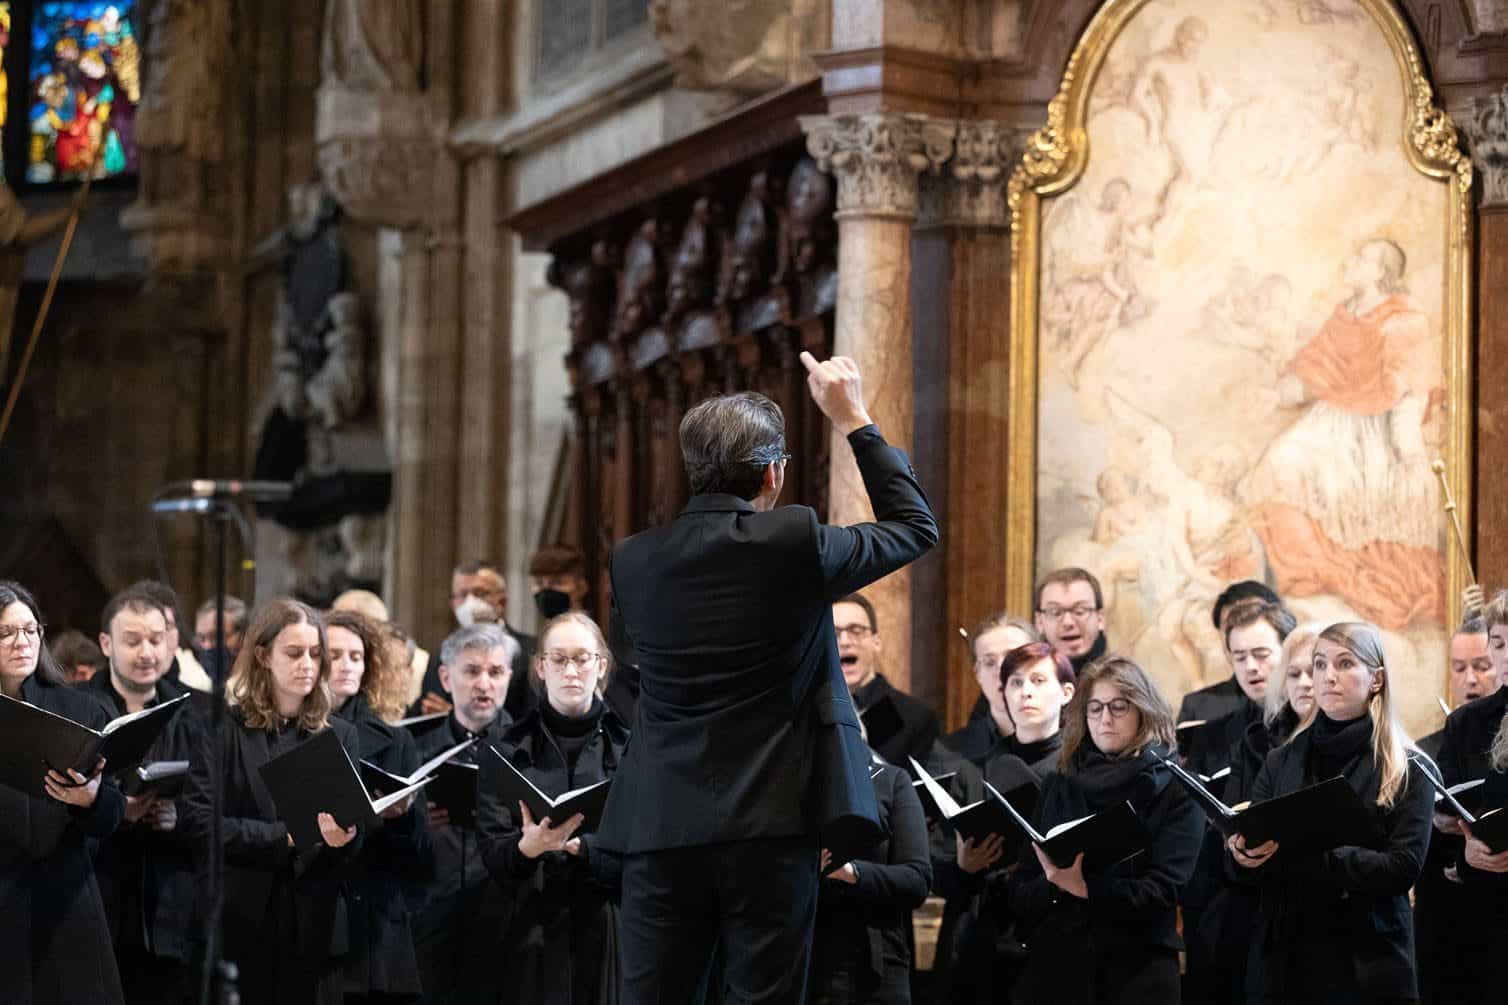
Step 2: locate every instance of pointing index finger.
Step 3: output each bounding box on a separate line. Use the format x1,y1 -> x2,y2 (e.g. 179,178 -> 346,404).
799,350 -> 821,375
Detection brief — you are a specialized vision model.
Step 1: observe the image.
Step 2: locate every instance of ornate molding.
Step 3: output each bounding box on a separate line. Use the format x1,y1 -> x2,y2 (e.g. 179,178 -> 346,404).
1458,86 -> 1508,208
799,114 -> 955,221
918,121 -> 1036,229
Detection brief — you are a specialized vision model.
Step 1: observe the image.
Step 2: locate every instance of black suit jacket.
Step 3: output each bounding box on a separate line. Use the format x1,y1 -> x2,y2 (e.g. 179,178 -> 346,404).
1176,675 -> 1247,726
598,425 -> 938,854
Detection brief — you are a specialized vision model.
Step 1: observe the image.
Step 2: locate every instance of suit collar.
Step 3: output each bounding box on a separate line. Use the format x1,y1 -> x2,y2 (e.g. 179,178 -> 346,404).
681,494 -> 757,516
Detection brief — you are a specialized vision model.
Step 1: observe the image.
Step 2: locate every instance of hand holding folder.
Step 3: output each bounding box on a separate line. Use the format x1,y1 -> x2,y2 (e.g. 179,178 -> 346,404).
0,691 -> 190,798
259,729 -> 432,848
1161,756 -> 1375,853
910,757 -> 1145,868
908,756 -> 1039,844
1417,770 -> 1508,853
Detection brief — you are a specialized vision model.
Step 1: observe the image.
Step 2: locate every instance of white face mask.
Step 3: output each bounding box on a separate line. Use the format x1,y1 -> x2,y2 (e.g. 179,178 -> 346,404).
453,593 -> 500,628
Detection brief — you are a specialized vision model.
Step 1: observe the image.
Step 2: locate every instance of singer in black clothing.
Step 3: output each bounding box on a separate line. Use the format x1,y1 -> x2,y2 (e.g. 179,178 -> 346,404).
602,354 -> 938,1004
1181,601 -> 1295,1003
405,623 -> 515,1004
811,758 -> 931,1005
182,599 -> 363,1005
478,612 -> 629,1005
931,642 -> 1074,1004
326,610 -> 428,1003
1426,617 -> 1508,1005
0,581 -> 127,1005
1228,622 -> 1433,1005
1007,657 -> 1202,1005
940,616 -> 1039,770
83,586 -> 204,1005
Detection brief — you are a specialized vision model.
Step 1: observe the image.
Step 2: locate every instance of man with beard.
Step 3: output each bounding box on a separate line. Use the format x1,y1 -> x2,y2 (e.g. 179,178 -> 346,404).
1033,568 -> 1110,673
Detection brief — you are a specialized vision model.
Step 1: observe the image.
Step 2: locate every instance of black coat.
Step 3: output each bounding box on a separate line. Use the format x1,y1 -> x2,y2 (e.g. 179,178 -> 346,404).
1237,723 -> 1433,1001
0,675 -> 127,1004
405,710 -> 513,1002
334,694 -> 428,999
477,701 -> 629,1005
853,674 -> 940,769
78,673 -> 204,975
810,762 -> 931,1005
1007,748 -> 1203,1005
1431,686 -> 1508,924
929,734 -> 1062,1005
182,708 -> 363,1005
1176,677 -> 1248,731
1182,710 -> 1289,1004
599,424 -> 938,855
941,704 -> 1008,771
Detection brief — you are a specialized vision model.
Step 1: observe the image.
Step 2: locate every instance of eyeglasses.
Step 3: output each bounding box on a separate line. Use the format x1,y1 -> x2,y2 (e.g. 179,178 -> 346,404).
0,624 -> 42,647
835,624 -> 873,640
1038,604 -> 1100,620
542,651 -> 603,672
1085,698 -> 1133,719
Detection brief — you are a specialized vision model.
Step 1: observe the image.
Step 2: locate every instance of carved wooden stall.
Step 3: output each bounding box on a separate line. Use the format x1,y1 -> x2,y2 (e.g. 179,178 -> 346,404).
506,82 -> 837,617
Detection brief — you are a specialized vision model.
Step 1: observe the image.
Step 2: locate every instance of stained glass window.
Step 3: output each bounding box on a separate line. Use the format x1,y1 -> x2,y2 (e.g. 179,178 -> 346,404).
25,2 -> 139,183
0,4 -> 12,180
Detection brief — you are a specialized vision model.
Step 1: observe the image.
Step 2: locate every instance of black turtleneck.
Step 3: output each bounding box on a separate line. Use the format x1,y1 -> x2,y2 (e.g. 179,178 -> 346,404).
852,674 -> 885,709
541,697 -> 603,776
1310,711 -> 1374,782
1005,729 -> 1063,776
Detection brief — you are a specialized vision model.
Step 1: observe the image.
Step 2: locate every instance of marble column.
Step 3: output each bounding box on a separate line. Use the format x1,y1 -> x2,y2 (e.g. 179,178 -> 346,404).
1458,87 -> 1508,585
801,112 -> 954,692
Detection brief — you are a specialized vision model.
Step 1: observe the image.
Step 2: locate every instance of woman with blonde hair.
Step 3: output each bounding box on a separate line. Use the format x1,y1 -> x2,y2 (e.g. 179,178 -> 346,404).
1427,592 -> 1508,1002
183,598 -> 362,1005
324,608 -> 427,1001
1228,621 -> 1432,1005
1007,657 -> 1203,1004
476,611 -> 629,1004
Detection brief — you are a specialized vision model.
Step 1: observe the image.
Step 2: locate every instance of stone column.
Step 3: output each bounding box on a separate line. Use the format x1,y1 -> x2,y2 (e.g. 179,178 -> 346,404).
1458,88 -> 1508,585
801,112 -> 954,692
912,120 -> 1033,726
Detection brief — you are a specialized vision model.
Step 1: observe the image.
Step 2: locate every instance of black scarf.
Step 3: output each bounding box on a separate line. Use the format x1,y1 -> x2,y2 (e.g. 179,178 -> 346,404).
541,696 -> 604,776
1067,741 -> 1172,811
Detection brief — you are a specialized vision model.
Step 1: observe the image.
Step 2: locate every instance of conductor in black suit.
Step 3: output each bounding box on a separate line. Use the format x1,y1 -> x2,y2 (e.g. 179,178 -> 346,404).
599,352 -> 939,1003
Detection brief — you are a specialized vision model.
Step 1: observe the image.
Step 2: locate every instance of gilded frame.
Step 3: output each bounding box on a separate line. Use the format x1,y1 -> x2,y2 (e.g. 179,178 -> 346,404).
1005,0 -> 1475,642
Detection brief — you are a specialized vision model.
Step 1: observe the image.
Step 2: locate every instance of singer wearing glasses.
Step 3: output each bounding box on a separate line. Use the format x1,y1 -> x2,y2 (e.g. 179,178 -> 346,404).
477,611 -> 628,1005
0,580 -> 127,1004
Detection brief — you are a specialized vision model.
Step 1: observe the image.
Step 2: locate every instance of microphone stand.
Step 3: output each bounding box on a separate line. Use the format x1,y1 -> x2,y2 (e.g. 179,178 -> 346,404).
201,502 -> 238,1005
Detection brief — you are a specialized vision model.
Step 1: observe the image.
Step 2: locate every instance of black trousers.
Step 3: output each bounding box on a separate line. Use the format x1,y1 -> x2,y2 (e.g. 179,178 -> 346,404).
619,836 -> 820,1005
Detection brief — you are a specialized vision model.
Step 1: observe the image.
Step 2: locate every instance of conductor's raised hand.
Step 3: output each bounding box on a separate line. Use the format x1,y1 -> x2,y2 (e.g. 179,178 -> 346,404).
799,351 -> 873,436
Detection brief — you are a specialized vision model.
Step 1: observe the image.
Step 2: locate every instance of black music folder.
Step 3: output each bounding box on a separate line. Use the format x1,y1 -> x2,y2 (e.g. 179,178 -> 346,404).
486,745 -> 612,834
122,759 -> 191,798
0,691 -> 191,797
424,759 -> 480,828
910,757 -> 1042,845
1420,772 -> 1508,853
912,771 -> 958,822
1161,757 -> 1374,852
258,729 -> 430,848
360,737 -> 475,796
980,777 -> 1146,869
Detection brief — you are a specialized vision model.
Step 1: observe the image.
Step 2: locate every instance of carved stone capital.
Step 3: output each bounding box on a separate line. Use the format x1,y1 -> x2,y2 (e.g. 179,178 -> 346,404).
316,87 -> 436,228
1471,1 -> 1508,35
799,114 -> 955,221
1458,87 -> 1508,208
917,121 -> 1035,229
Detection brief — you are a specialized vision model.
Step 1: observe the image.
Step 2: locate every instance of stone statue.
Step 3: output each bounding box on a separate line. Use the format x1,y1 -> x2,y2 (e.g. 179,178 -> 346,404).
665,197 -> 721,322
650,0 -> 829,93
136,0 -> 228,165
0,184 -> 81,365
322,0 -> 425,92
251,180 -> 390,604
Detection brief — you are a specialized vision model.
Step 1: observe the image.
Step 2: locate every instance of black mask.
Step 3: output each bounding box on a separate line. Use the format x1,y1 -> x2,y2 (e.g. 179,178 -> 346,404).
534,589 -> 573,621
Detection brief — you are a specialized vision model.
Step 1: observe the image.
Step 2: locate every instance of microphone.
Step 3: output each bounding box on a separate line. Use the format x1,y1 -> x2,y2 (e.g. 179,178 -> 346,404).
161,480 -> 294,503
150,498 -> 215,515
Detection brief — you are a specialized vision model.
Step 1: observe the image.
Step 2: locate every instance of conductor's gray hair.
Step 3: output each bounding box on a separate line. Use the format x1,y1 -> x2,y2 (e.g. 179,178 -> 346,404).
439,623 -> 518,670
